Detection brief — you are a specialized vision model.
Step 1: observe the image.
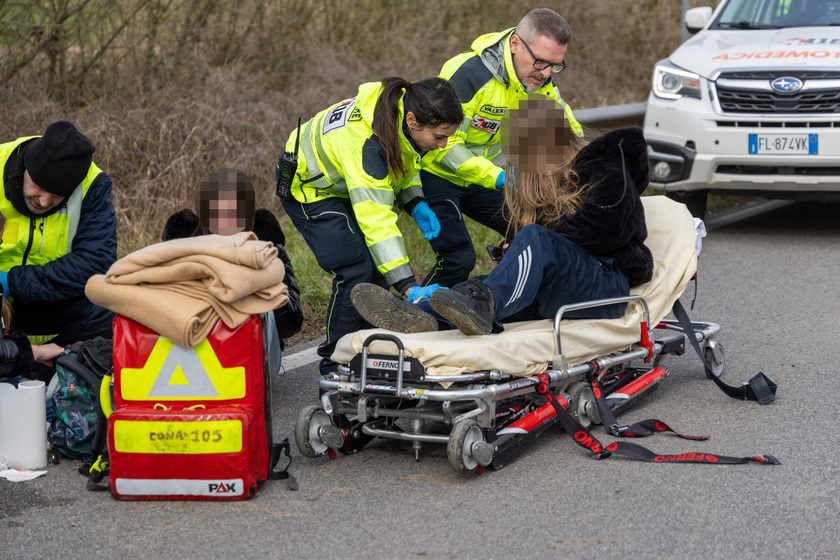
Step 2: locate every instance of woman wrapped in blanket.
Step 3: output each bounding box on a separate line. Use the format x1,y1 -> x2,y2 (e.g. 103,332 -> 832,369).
351,94 -> 654,335
276,77 -> 463,375
161,169 -> 304,377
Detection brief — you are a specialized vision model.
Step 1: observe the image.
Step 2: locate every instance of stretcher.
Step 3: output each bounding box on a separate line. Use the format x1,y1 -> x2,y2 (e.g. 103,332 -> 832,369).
295,197 -> 731,473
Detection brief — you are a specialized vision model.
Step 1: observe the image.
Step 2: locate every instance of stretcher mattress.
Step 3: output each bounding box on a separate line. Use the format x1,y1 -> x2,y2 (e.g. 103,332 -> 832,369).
332,196 -> 698,378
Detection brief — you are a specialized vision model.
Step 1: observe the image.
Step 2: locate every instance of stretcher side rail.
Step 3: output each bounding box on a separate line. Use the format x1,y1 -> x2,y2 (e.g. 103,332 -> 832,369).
319,370 -> 572,402
576,320 -> 719,372
335,364 -> 507,384
553,295 -> 651,377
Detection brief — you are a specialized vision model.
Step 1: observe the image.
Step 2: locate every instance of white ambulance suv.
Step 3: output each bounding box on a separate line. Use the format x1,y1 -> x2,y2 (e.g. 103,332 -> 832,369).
643,0 -> 840,217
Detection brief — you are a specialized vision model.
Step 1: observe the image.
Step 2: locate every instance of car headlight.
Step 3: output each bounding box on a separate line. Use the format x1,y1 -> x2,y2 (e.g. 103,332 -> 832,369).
652,65 -> 702,100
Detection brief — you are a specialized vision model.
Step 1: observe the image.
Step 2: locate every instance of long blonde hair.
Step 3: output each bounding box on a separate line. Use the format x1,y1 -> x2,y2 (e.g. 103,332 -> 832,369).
503,147 -> 588,237
500,95 -> 592,237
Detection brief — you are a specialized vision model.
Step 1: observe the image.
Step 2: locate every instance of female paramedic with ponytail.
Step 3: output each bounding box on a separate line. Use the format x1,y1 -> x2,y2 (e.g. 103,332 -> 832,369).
275,77 -> 463,376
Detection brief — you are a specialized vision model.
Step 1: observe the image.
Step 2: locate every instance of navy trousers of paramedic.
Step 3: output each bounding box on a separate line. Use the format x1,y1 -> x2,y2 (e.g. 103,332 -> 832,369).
420,170 -> 509,288
280,195 -> 388,375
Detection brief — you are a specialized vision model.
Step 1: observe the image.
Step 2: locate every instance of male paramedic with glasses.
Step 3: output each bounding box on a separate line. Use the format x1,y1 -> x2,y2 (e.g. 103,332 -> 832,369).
414,8 -> 583,295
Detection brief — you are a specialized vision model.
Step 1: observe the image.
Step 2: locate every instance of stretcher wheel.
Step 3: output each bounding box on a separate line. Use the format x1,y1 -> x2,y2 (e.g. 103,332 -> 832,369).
295,404 -> 332,458
566,382 -> 597,428
448,420 -> 486,474
703,341 -> 725,379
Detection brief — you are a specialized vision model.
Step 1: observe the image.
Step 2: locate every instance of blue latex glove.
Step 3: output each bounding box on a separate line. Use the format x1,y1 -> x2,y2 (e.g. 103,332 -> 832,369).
407,284 -> 446,303
0,271 -> 8,299
410,201 -> 441,240
495,169 -> 506,189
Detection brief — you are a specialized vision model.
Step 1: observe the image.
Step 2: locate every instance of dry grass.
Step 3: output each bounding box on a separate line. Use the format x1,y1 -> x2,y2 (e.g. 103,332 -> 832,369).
0,0 -> 715,345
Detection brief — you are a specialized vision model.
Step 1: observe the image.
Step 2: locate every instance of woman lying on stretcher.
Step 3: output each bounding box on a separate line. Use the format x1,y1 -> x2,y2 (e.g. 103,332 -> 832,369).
351,94 -> 654,336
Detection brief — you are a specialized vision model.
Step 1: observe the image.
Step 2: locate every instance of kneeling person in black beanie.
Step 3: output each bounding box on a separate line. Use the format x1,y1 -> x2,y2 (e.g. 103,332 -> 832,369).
0,121 -> 117,376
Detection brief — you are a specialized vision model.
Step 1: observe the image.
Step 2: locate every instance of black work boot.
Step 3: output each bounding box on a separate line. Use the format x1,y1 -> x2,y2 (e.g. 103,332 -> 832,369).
429,279 -> 495,336
350,283 -> 438,333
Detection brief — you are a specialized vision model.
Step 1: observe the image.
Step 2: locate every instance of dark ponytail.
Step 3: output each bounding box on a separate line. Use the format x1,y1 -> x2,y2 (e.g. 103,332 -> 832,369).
373,77 -> 411,179
373,76 -> 463,178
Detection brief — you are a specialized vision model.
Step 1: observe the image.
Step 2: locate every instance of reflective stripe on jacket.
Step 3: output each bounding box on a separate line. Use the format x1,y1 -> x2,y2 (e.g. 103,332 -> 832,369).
281,82 -> 435,286
426,28 -> 582,189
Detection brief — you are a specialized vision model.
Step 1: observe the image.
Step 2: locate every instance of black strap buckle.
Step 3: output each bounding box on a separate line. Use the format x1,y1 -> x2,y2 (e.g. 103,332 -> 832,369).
610,424 -> 629,437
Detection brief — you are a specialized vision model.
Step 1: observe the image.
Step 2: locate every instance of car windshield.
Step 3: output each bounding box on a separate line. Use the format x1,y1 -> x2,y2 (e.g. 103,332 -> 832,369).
714,0 -> 840,28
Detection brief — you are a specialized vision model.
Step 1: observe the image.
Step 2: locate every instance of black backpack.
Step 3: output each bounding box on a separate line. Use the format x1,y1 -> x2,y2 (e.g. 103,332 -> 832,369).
47,338 -> 112,461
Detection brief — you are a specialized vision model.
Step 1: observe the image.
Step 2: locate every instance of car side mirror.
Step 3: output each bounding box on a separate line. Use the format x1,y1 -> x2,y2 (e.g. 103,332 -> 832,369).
684,7 -> 713,34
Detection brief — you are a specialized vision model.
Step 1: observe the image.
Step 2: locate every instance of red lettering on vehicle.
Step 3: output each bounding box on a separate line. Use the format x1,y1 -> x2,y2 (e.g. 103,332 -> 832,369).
714,50 -> 840,61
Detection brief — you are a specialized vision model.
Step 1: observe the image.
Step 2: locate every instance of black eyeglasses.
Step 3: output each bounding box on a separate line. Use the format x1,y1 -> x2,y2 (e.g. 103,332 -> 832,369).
516,35 -> 567,74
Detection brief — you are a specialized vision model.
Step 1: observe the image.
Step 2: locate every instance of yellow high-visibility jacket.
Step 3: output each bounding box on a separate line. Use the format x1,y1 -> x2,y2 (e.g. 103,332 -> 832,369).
426,28 -> 582,189
282,82 -> 437,286
0,136 -> 116,303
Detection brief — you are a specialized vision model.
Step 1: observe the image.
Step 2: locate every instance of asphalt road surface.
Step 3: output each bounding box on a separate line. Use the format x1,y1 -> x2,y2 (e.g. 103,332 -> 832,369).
2,201 -> 839,559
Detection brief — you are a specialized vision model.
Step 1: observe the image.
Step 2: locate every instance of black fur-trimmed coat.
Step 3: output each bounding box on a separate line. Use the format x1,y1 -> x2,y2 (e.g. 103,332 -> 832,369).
161,208 -> 304,345
548,126 -> 654,287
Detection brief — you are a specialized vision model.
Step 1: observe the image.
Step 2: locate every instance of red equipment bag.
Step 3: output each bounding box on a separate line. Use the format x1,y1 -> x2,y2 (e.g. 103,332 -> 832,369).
107,314 -> 290,500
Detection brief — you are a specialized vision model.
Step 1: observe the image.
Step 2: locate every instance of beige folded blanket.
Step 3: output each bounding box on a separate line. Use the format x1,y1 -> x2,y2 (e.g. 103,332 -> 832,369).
87,231 -> 288,347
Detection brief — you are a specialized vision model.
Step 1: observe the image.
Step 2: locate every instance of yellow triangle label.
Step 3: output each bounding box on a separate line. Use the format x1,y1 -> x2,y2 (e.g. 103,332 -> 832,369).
120,337 -> 247,400
168,366 -> 189,385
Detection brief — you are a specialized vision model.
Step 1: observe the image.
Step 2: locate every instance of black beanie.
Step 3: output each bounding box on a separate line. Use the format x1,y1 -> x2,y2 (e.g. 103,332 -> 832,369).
23,121 -> 95,198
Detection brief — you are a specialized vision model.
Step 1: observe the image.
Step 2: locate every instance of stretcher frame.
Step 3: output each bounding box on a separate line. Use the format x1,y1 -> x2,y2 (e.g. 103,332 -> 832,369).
295,294 -> 724,474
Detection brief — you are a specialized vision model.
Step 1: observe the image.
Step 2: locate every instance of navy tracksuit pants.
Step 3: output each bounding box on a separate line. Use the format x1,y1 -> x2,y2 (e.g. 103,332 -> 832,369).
483,224 -> 630,323
418,224 -> 630,328
280,195 -> 388,375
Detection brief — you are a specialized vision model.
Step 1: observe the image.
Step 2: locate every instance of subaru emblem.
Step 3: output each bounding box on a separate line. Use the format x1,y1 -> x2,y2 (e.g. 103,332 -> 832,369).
771,76 -> 803,94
